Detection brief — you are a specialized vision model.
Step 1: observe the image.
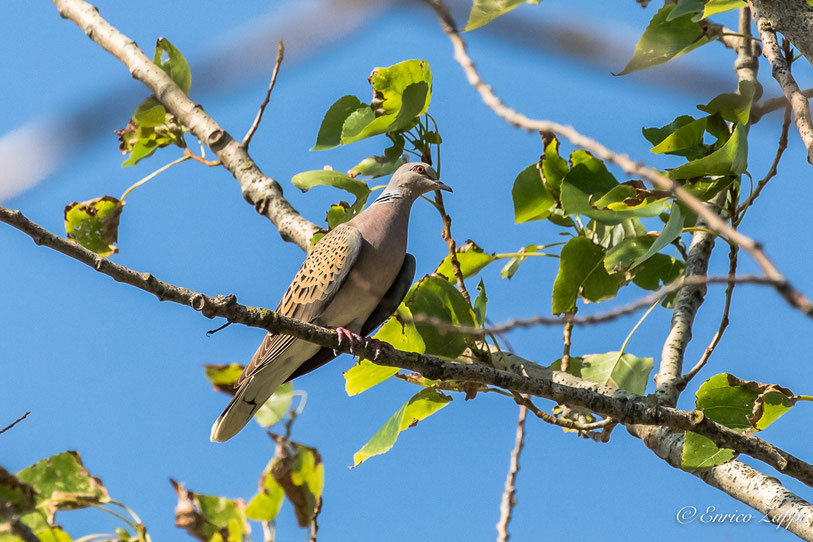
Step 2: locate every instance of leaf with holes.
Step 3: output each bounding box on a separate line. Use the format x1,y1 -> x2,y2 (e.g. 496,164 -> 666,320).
64,196 -> 124,257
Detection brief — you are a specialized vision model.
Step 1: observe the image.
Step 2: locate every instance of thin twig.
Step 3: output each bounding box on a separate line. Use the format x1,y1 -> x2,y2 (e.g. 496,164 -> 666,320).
750,1 -> 813,164
496,403 -> 526,542
738,104 -> 792,216
241,41 -> 285,149
513,393 -> 613,434
435,191 -> 471,304
182,147 -> 220,167
560,311 -> 574,373
0,411 -> 31,435
422,0 -> 813,319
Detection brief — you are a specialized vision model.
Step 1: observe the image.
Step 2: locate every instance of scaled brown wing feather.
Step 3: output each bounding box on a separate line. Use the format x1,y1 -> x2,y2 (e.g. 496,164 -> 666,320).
237,225 -> 363,385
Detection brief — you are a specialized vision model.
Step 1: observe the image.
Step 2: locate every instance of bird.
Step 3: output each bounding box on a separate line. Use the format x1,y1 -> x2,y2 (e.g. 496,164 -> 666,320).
210,162 -> 451,442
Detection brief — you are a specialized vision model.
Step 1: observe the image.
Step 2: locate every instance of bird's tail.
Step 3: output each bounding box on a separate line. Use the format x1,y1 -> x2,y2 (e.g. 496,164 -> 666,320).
210,359 -> 296,442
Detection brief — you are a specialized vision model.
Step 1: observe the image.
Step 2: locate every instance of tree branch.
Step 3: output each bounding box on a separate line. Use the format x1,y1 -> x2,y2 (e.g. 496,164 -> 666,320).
4,205 -> 813,490
748,0 -> 813,65
0,411 -> 30,435
496,404 -> 526,542
241,40 -> 285,149
750,0 -> 813,165
751,89 -> 813,123
422,0 -> 813,321
50,0 -> 320,251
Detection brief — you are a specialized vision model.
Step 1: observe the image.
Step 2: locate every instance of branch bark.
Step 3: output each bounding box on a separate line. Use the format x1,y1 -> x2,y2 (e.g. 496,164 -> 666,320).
750,1 -> 813,165
748,0 -> 813,65
4,205 -> 813,491
51,0 -> 320,251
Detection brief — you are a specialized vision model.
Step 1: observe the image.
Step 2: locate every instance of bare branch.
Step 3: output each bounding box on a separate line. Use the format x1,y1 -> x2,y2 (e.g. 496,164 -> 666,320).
748,0 -> 813,65
4,205 -> 813,487
751,89 -> 813,123
242,41 -> 285,149
750,1 -> 813,165
422,0 -> 813,320
0,411 -> 30,435
435,191 -> 471,303
50,0 -> 319,251
496,404 -> 526,542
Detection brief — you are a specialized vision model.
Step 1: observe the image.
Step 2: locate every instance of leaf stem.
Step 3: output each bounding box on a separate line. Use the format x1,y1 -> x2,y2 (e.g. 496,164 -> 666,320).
120,154 -> 190,201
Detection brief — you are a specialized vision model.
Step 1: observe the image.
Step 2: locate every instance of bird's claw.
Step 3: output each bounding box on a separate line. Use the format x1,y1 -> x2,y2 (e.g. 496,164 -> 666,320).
333,328 -> 392,360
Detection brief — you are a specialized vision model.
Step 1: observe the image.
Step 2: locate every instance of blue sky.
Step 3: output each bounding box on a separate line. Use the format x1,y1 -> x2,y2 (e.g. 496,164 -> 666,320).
2,1 -> 812,541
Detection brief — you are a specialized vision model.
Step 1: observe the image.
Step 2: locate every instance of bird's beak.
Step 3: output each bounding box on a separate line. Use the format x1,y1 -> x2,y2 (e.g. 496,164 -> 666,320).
434,180 -> 453,193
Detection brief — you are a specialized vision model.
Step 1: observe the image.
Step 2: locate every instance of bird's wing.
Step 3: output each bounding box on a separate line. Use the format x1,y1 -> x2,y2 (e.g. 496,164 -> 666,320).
360,252 -> 415,336
237,224 -> 363,385
285,252 -> 416,382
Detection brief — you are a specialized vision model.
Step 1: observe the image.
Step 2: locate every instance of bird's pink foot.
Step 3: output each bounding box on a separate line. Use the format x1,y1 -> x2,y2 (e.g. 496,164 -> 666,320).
335,327 -> 363,356
333,328 -> 393,359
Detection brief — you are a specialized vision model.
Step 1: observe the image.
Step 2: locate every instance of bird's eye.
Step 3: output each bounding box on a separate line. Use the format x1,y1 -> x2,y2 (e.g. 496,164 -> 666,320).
415,165 -> 425,174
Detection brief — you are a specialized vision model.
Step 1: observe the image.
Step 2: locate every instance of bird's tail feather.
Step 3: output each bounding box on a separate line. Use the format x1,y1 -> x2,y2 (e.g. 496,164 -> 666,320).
210,358 -> 297,442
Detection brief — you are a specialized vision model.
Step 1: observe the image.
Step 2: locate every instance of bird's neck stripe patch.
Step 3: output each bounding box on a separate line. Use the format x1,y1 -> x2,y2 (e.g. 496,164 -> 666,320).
372,189 -> 404,205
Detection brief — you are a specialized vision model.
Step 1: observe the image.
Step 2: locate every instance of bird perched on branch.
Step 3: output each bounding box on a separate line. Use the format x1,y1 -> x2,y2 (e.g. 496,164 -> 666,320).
211,162 -> 451,442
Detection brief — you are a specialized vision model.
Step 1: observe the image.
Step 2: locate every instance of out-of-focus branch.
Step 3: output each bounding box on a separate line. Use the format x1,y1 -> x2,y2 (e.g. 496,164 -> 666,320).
4,205 -> 813,486
750,0 -> 813,165
751,89 -> 813,122
50,0 -> 320,251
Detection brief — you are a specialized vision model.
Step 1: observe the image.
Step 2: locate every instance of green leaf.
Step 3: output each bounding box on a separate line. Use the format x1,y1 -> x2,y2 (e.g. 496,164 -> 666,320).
153,38 -> 191,94
435,240 -> 495,281
293,170 -> 371,228
255,382 -> 294,428
681,176 -> 734,201
552,237 -> 621,314
500,244 -> 540,279
312,95 -> 364,150
585,218 -> 647,249
604,236 -> 654,274
353,388 -> 451,466
698,80 -> 755,125
171,480 -> 248,542
245,480 -> 283,522
580,351 -> 654,395
464,0 -> 529,31
349,155 -> 406,178
63,196 -> 125,257
668,123 -> 748,179
133,97 -> 167,128
631,204 -> 683,268
682,432 -> 737,470
512,163 -> 555,222
632,253 -> 684,292
33,528 -> 72,542
681,373 -> 798,470
702,0 -> 746,18
0,466 -> 36,516
17,452 -> 111,526
617,4 -> 709,75
204,363 -> 244,394
344,358 -> 401,396
542,137 -> 569,198
666,0 -> 704,20
473,279 -> 488,326
643,115 -> 696,147
289,445 -> 324,524
405,276 -> 476,358
649,117 -> 708,159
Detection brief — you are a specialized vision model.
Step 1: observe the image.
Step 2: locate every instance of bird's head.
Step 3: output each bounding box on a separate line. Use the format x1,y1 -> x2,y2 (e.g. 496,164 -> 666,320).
388,162 -> 451,199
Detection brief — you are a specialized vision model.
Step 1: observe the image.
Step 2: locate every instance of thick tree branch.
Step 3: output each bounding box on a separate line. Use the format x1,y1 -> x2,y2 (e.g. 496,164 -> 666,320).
423,0 -> 813,321
4,205 -> 813,490
750,1 -> 813,165
630,425 -> 813,541
51,0 -> 320,251
748,0 -> 813,65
